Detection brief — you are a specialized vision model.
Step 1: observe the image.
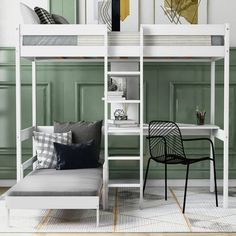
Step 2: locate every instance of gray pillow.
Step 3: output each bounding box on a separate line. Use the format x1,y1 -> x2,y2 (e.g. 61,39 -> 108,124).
52,14 -> 69,24
33,131 -> 72,169
54,121 -> 102,160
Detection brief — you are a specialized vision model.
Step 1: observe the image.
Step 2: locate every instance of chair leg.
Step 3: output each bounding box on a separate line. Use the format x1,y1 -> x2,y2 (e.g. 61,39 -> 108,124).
213,159 -> 218,207
143,158 -> 151,195
165,163 -> 167,200
183,164 -> 190,214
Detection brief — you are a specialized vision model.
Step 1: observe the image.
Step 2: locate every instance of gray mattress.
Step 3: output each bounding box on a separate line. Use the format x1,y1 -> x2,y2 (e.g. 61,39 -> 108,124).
7,168 -> 102,197
23,33 -> 224,46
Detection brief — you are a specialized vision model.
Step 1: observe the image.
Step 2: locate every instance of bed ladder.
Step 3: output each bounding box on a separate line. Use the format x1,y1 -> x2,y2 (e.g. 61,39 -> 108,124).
103,28 -> 144,210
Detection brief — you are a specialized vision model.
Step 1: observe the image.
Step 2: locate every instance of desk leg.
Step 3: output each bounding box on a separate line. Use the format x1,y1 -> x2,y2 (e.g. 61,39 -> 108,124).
210,135 -> 215,192
223,136 -> 229,208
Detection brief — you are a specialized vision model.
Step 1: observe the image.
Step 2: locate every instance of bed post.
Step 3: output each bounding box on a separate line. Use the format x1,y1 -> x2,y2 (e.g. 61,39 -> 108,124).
223,23 -> 230,208
6,208 -> 10,227
103,26 -> 108,210
210,60 -> 215,192
96,207 -> 99,227
32,59 -> 37,167
139,25 -> 144,208
16,25 -> 22,182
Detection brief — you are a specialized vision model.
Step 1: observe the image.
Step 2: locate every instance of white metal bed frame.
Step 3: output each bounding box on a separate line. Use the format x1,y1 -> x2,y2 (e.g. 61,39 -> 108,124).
7,23 -> 230,226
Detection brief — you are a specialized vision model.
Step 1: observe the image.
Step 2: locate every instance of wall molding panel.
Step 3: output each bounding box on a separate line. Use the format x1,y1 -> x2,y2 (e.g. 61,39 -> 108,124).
0,48 -> 236,179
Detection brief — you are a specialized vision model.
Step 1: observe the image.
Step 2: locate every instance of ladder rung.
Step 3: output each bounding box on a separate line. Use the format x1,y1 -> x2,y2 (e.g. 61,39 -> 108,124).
107,100 -> 140,104
108,156 -> 140,161
107,71 -> 140,76
108,180 -> 140,188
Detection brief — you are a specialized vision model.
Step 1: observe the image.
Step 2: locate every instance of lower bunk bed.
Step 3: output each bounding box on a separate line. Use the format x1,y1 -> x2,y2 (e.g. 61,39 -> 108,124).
6,168 -> 102,227
6,124 -> 103,227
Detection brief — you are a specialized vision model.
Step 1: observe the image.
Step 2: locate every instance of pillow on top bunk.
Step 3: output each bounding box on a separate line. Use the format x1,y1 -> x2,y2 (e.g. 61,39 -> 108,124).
54,140 -> 101,170
33,131 -> 72,169
34,7 -> 56,24
52,14 -> 69,24
20,3 -> 40,24
54,120 -> 103,161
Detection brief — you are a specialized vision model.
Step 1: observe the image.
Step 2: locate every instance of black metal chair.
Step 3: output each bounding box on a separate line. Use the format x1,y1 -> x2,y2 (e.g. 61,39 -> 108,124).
143,121 -> 218,213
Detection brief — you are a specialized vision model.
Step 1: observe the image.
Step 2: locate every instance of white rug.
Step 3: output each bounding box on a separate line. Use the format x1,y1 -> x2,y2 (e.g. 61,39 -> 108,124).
1,187 -> 236,232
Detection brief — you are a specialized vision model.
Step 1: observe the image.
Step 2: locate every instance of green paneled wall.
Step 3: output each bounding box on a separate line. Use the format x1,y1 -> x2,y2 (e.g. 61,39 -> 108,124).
0,47 -> 236,180
50,0 -> 76,23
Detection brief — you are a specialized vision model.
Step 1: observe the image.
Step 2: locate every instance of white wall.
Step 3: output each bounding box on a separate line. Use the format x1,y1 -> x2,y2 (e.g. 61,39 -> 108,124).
0,0 -> 19,47
208,0 -> 236,46
0,0 -> 48,47
1,0 -> 235,46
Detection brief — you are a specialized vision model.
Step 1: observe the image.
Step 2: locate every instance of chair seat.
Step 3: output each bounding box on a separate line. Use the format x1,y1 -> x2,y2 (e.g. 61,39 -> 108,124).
152,155 -> 211,165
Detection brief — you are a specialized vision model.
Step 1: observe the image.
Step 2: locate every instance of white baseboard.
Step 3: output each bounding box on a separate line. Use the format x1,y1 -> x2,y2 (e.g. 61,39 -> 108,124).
146,179 -> 236,188
0,180 -> 16,187
1,179 -> 236,188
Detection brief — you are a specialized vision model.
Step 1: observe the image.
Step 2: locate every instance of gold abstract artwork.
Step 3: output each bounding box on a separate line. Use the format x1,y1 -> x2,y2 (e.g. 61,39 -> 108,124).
163,0 -> 199,24
120,0 -> 130,21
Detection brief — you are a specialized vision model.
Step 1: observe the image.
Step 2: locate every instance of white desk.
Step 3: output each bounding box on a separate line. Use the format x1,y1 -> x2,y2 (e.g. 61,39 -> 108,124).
107,123 -> 228,208
107,123 -> 220,136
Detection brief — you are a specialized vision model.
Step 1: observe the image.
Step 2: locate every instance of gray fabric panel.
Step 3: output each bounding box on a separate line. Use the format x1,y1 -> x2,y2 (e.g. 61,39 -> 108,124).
7,168 -> 102,197
211,36 -> 224,46
52,14 -> 69,24
23,34 -> 223,46
23,36 -> 77,46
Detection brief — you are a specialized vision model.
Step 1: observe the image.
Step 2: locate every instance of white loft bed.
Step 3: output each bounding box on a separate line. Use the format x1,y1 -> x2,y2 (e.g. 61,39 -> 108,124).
8,24 -> 230,224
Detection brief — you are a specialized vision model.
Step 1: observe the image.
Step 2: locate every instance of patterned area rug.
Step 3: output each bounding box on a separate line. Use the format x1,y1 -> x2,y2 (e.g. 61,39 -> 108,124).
1,187 -> 236,232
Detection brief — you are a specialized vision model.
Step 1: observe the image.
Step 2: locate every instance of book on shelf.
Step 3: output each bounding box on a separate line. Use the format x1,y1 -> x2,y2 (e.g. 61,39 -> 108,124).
108,124 -> 139,128
107,96 -> 125,101
108,119 -> 137,125
107,91 -> 124,96
108,119 -> 138,128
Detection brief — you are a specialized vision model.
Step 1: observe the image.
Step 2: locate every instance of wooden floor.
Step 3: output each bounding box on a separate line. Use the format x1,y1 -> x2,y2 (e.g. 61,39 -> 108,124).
1,188 -> 236,235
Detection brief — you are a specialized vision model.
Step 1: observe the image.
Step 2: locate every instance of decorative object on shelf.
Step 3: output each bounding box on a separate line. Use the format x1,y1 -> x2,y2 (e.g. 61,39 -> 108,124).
196,106 -> 206,125
155,0 -> 207,24
108,78 -> 118,91
109,76 -> 127,95
114,109 -> 128,120
86,0 -> 139,32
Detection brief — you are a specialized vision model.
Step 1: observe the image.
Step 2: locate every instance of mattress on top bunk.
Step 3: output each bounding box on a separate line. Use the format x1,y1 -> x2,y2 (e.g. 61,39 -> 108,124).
7,168 -> 102,197
23,32 -> 224,46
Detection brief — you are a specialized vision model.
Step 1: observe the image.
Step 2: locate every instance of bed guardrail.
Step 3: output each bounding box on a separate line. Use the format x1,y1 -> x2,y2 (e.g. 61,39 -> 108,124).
141,24 -> 227,58
19,24 -> 108,58
20,126 -> 35,142
22,155 -> 37,171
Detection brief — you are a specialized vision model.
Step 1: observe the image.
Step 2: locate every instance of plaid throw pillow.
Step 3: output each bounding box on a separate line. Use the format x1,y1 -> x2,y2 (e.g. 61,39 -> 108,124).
33,131 -> 72,169
34,7 -> 55,24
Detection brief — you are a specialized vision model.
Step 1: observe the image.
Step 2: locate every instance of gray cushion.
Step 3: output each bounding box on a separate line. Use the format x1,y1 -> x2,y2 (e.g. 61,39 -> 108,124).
7,168 -> 102,197
52,14 -> 69,24
54,121 -> 103,160
33,131 -> 72,169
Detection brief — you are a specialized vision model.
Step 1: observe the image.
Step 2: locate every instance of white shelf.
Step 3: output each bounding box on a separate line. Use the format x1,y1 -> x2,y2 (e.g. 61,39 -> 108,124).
107,100 -> 140,104
107,71 -> 140,76
108,127 -> 141,135
108,156 -> 140,161
108,179 -> 140,188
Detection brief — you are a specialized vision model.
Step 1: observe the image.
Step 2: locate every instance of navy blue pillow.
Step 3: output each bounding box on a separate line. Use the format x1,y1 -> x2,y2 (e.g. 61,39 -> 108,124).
54,140 -> 100,170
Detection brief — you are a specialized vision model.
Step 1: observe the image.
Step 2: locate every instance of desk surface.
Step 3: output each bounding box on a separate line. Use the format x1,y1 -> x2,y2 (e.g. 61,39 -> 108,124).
107,123 -> 220,135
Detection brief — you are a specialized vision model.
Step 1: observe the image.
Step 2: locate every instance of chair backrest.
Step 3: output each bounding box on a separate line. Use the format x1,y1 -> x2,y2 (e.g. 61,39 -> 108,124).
148,121 -> 186,159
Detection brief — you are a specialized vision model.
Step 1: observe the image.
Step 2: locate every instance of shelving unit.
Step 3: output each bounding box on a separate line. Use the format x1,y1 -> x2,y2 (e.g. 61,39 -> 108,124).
103,28 -> 144,210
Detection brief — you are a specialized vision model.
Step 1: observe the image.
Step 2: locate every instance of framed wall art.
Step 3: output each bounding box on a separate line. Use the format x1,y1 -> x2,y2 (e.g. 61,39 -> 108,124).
155,0 -> 207,24
86,0 -> 139,31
